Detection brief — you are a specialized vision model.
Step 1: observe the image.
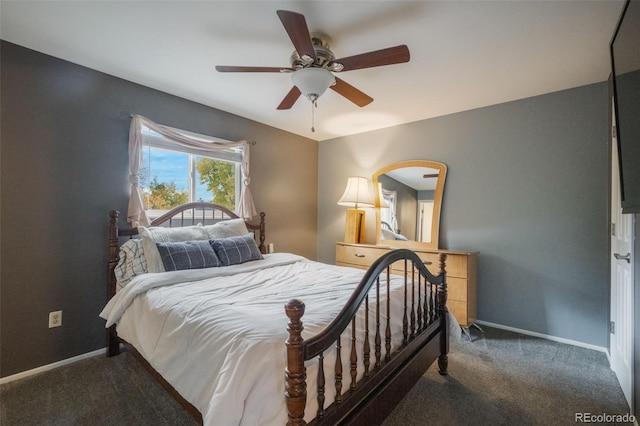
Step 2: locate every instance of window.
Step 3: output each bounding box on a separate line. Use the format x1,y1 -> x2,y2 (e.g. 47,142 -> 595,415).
127,115 -> 256,227
380,189 -> 398,232
141,126 -> 241,217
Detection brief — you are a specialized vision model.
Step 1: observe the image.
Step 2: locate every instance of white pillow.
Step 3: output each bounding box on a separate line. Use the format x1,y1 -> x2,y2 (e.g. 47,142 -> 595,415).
138,225 -> 209,273
202,218 -> 249,240
381,228 -> 396,240
114,239 -> 148,289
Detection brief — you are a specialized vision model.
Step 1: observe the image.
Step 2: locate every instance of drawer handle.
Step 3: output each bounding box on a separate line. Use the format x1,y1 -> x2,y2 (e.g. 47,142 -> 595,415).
423,261 -> 432,265
355,253 -> 366,258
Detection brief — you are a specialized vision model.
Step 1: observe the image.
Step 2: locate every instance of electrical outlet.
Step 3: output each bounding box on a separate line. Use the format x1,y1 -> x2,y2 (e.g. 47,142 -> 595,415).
49,311 -> 62,328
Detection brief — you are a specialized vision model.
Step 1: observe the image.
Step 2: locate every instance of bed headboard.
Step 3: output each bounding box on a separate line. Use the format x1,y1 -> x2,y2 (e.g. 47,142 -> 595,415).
112,202 -> 264,240
107,202 -> 266,297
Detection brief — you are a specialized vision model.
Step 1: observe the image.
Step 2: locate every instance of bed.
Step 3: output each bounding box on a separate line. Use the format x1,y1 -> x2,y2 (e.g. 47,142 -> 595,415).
102,202 -> 449,425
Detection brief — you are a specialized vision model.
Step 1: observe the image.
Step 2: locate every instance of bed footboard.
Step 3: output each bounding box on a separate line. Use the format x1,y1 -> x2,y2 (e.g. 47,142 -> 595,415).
285,249 -> 448,425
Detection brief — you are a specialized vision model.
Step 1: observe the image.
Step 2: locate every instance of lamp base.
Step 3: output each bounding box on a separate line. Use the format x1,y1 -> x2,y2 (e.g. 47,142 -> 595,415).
344,209 -> 366,244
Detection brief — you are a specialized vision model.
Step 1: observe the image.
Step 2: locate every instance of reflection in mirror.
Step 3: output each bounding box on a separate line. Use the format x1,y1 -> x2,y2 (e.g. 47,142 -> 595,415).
373,161 -> 447,250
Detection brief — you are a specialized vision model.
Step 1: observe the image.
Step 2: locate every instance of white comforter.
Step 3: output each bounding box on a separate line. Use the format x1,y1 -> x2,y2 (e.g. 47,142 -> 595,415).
100,253 -> 430,425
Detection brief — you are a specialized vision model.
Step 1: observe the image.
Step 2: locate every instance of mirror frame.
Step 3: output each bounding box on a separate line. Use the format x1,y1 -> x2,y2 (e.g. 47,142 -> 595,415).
373,160 -> 447,250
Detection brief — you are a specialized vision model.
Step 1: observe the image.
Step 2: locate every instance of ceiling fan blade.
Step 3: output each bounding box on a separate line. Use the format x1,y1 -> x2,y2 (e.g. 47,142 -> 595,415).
277,86 -> 302,110
332,45 -> 410,72
276,10 -> 317,62
330,77 -> 373,107
216,65 -> 293,73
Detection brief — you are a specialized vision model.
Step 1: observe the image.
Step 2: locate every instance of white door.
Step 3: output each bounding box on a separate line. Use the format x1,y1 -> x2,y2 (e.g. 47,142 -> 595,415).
610,111 -> 634,410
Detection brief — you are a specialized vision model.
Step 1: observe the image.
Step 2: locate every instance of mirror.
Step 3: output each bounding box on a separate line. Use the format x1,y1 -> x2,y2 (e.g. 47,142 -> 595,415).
373,160 -> 447,250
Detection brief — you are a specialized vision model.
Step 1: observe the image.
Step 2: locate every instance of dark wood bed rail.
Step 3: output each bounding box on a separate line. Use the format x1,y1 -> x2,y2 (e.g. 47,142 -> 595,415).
107,203 -> 266,358
285,249 -> 449,426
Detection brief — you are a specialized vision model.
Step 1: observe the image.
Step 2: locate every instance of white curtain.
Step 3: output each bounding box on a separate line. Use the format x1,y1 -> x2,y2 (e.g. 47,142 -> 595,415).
127,115 -> 257,227
381,188 -> 398,232
236,145 -> 256,219
128,118 -> 150,227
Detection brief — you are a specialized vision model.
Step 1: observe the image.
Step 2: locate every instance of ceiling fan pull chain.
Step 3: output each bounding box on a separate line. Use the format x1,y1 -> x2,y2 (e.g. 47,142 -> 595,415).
311,100 -> 316,132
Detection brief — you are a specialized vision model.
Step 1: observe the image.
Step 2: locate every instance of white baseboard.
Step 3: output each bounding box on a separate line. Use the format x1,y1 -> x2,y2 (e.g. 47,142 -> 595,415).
475,320 -> 609,353
0,348 -> 105,385
0,323 -> 612,385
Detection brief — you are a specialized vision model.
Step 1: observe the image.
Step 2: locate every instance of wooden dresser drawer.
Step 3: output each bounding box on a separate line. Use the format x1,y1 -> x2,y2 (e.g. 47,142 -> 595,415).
447,277 -> 467,303
336,244 -> 387,268
411,252 -> 468,278
448,300 -> 469,326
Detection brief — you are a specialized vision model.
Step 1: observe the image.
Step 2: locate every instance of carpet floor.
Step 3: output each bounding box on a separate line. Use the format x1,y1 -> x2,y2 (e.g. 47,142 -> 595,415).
0,326 -> 631,425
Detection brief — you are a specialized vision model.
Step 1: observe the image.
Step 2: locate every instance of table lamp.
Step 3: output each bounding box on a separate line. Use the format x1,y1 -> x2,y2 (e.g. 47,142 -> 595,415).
337,177 -> 375,243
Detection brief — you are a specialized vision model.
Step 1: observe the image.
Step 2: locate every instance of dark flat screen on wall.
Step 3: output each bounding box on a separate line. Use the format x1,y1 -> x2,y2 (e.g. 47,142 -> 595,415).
611,0 -> 640,214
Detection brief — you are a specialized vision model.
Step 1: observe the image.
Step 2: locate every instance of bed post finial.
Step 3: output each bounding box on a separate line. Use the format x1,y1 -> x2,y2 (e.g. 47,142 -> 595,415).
107,210 -> 121,357
108,210 -> 120,300
285,299 -> 307,426
259,212 -> 266,254
436,253 -> 449,375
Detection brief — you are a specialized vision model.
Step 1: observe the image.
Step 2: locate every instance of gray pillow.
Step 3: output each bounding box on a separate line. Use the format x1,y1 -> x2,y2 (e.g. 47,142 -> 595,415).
210,233 -> 263,266
156,240 -> 221,271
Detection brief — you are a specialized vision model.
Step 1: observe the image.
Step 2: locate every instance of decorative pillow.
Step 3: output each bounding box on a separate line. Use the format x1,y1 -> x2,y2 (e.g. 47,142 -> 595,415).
114,239 -> 148,288
202,218 -> 249,240
138,225 -> 209,273
210,233 -> 263,266
156,240 -> 221,271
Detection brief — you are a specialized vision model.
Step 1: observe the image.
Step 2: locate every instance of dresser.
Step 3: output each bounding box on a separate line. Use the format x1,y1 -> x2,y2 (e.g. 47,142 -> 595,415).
335,242 -> 478,328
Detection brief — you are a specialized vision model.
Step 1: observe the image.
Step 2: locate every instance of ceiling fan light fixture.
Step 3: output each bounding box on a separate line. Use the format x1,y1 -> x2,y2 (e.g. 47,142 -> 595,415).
291,67 -> 335,102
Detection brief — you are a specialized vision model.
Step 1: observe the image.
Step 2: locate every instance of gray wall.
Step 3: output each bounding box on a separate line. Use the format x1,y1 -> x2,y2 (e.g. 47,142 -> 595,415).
0,41 -> 318,377
319,82 -> 610,348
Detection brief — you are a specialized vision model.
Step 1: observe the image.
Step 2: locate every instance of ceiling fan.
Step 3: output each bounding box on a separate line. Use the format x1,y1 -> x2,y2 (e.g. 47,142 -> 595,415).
215,10 -> 410,111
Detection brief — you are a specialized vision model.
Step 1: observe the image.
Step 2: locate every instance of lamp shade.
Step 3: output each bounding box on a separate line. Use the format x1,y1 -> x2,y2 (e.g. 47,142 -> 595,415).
337,177 -> 375,209
291,67 -> 336,101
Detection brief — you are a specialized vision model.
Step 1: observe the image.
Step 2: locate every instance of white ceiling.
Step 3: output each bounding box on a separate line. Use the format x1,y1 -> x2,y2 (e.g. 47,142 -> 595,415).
1,1 -> 625,142
384,167 -> 440,191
